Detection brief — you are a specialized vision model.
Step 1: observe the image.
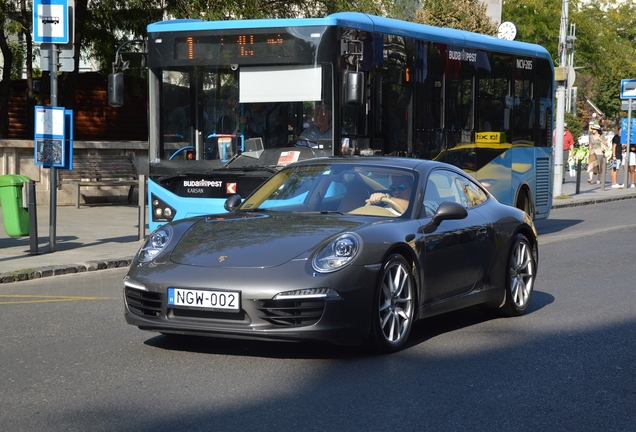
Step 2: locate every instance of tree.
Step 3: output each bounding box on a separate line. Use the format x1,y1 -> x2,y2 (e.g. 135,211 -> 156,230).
164,0 -> 395,21
0,0 -> 18,138
570,1 -> 636,123
413,0 -> 498,35
501,0 -> 561,57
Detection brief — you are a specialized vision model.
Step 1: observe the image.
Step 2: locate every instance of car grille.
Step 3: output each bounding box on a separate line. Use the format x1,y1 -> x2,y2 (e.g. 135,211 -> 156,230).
256,299 -> 325,327
125,288 -> 162,317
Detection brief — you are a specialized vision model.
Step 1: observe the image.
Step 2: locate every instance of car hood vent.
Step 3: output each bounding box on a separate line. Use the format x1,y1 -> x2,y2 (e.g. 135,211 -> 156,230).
170,213 -> 363,268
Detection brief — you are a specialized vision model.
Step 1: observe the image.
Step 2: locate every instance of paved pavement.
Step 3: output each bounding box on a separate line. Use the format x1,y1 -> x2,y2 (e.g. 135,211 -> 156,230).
1,174 -> 635,283
0,204 -> 144,283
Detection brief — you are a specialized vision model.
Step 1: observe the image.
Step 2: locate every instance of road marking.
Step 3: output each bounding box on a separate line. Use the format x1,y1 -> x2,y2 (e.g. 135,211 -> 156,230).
0,295 -> 109,305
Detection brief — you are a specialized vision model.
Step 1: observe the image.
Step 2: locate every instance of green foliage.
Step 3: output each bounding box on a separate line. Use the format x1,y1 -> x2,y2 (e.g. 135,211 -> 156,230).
564,110 -> 584,143
164,0 -> 394,20
571,1 -> 636,123
83,1 -> 162,75
7,41 -> 24,81
502,0 -> 561,55
413,0 -> 498,35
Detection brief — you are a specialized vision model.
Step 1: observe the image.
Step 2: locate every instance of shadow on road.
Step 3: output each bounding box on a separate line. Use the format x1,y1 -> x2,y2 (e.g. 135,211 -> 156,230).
143,291 -> 555,359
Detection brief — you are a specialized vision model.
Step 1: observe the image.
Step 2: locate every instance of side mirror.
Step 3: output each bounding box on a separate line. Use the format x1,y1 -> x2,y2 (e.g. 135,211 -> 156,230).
108,72 -> 124,107
423,201 -> 468,234
224,194 -> 242,212
345,71 -> 364,104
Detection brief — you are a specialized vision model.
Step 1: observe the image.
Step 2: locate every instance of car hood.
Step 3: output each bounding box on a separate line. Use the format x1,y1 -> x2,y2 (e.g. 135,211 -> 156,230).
170,212 -> 363,268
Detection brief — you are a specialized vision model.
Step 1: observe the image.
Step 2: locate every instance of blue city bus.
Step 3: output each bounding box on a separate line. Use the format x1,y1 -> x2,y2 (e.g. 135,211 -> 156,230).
114,12 -> 553,231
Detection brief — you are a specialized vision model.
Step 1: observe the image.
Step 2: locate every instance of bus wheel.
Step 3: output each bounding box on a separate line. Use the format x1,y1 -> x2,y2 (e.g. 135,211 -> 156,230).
516,190 -> 532,217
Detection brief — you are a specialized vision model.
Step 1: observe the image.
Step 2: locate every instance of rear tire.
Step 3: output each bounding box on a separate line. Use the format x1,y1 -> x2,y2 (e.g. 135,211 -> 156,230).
367,254 -> 415,353
499,234 -> 536,316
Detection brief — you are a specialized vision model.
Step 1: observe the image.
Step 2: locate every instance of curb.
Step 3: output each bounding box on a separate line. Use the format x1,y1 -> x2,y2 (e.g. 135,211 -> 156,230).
0,258 -> 134,284
551,193 -> 636,209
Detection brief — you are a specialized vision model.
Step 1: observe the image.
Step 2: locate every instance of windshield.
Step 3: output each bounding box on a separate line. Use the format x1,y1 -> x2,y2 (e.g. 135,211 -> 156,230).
240,163 -> 416,216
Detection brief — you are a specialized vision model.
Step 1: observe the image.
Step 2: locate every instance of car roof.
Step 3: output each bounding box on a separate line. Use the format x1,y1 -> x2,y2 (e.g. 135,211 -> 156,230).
289,156 -> 457,175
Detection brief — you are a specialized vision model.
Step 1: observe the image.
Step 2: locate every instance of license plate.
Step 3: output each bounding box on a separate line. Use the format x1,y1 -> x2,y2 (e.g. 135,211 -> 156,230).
167,288 -> 240,312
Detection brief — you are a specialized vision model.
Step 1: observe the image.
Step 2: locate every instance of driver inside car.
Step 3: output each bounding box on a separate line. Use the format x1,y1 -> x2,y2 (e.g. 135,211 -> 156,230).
366,175 -> 413,212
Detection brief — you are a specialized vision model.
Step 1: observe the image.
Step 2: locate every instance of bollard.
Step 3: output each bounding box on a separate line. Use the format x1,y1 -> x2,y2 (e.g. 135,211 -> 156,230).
27,180 -> 39,255
601,154 -> 606,191
138,174 -> 146,241
575,159 -> 581,195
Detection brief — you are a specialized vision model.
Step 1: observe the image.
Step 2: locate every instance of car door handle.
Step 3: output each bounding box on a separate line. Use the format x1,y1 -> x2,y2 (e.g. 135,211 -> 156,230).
477,227 -> 487,240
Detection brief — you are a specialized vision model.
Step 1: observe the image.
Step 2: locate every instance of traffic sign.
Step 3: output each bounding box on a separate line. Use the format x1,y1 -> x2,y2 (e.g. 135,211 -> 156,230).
620,79 -> 636,99
33,0 -> 69,44
620,118 -> 636,145
40,43 -> 74,58
40,55 -> 74,72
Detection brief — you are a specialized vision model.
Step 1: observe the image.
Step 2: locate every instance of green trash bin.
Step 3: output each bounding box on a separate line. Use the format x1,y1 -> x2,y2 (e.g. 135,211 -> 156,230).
0,174 -> 31,237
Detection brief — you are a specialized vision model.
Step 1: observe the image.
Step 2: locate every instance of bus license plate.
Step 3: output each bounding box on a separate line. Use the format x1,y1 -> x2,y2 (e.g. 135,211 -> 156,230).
168,288 -> 240,312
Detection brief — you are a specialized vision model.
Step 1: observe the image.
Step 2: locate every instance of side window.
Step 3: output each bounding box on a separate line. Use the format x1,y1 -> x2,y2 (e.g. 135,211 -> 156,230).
423,178 -> 442,217
422,169 -> 488,217
449,172 -> 489,208
422,170 -> 460,216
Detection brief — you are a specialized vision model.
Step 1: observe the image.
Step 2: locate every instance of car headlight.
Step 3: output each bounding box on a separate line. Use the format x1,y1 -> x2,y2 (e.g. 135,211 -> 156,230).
138,226 -> 172,263
312,233 -> 361,273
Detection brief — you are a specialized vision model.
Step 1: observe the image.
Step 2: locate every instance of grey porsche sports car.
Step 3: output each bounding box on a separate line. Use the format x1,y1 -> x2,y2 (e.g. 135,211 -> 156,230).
124,157 -> 538,353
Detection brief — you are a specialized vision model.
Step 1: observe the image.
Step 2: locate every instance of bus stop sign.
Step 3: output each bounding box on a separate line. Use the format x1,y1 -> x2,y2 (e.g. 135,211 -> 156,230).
33,0 -> 69,44
620,79 -> 636,99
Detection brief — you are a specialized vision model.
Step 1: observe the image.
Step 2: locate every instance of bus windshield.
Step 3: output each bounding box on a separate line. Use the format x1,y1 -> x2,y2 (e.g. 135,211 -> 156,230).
161,66 -> 334,162
150,25 -> 335,169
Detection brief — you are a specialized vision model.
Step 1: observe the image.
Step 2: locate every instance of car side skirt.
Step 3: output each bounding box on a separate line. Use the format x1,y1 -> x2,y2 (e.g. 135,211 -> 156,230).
416,286 -> 504,320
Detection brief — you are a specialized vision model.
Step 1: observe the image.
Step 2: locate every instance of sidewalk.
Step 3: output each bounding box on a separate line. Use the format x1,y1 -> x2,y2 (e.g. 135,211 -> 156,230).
0,204 -> 144,283
1,175 -> 635,284
552,172 -> 636,208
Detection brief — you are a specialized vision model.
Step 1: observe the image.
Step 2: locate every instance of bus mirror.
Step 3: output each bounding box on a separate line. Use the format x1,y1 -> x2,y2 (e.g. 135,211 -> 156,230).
108,72 -> 124,107
345,71 -> 364,104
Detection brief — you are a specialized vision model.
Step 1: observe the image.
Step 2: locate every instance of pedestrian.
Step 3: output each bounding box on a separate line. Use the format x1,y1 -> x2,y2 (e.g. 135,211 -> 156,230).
587,124 -> 608,184
563,123 -> 575,180
611,127 -> 624,188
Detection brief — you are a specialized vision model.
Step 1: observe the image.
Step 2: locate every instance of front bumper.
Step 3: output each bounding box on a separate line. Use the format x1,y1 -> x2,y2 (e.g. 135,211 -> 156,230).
123,260 -> 378,343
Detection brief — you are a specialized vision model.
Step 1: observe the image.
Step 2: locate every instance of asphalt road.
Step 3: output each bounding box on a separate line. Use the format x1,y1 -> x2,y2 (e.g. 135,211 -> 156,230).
1,201 -> 635,431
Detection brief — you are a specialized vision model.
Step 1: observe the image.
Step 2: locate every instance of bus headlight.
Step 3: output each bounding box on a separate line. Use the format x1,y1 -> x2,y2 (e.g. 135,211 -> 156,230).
151,194 -> 176,222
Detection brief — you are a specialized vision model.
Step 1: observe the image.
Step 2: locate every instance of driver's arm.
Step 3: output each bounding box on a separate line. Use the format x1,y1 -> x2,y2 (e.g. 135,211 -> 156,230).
367,192 -> 390,205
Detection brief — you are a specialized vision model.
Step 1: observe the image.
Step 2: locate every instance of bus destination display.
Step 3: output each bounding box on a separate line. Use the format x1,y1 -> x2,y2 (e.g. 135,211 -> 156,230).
175,34 -> 296,61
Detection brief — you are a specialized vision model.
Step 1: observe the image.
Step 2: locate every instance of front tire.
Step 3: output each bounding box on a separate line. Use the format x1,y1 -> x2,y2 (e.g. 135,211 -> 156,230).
368,254 -> 415,353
